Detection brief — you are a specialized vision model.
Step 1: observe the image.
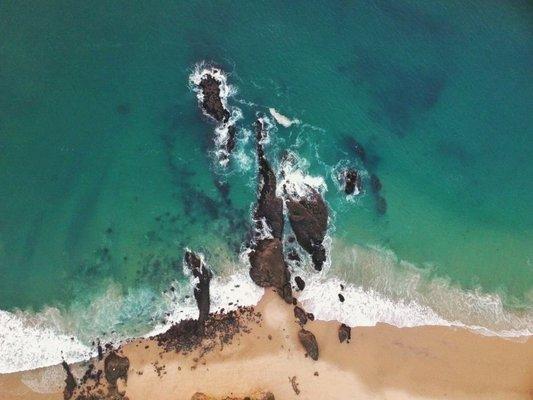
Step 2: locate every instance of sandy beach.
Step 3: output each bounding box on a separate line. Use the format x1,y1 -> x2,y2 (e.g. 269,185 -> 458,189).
1,289 -> 531,400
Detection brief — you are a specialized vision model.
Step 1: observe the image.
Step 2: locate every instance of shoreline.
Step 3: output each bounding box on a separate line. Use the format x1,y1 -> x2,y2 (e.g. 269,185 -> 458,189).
1,289 -> 531,400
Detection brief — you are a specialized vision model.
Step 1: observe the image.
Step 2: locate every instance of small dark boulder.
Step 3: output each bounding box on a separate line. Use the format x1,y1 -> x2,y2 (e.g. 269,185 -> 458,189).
287,249 -> 301,262
338,323 -> 351,343
294,276 -> 305,291
307,312 -> 315,321
294,306 -> 308,325
298,329 -> 319,360
104,351 -> 129,388
338,293 -> 345,302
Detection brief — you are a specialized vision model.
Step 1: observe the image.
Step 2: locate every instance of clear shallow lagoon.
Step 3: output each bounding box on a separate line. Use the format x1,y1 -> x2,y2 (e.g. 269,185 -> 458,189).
0,0 -> 532,371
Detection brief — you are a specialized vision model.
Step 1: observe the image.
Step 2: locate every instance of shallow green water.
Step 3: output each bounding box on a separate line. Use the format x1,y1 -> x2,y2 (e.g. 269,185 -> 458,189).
0,0 -> 531,333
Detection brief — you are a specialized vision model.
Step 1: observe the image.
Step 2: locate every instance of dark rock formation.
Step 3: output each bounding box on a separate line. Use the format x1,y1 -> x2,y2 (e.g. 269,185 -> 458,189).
249,238 -> 292,303
343,168 -> 361,195
198,73 -> 230,123
253,119 -> 284,240
62,361 -> 76,400
287,249 -> 301,262
298,329 -> 319,360
338,323 -> 351,343
307,312 -> 315,321
226,125 -> 237,154
249,119 -> 292,303
184,250 -> 213,333
294,306 -> 308,325
104,351 -> 129,388
285,188 -> 328,271
338,293 -> 345,302
294,276 -> 305,291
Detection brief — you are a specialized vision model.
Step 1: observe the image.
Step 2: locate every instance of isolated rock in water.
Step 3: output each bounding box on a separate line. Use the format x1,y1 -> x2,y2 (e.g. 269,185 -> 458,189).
226,124 -> 237,154
61,361 -> 76,400
285,188 -> 328,271
343,168 -> 361,195
104,351 -> 130,388
298,328 -> 319,360
198,73 -> 230,123
249,238 -> 292,303
294,306 -> 308,325
338,323 -> 351,343
294,276 -> 305,291
370,173 -> 382,193
287,249 -> 301,262
184,250 -> 213,331
253,119 -> 284,239
338,293 -> 345,302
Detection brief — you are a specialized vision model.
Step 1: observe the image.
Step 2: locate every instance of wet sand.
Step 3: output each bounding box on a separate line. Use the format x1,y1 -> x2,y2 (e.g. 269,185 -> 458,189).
0,289 -> 531,400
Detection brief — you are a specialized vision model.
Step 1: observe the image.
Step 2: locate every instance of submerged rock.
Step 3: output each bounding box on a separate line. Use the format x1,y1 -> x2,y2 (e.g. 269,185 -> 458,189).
184,250 -> 213,332
285,188 -> 328,271
338,323 -> 351,343
370,174 -> 382,193
104,351 -> 129,388
376,195 -> 387,215
298,328 -> 319,360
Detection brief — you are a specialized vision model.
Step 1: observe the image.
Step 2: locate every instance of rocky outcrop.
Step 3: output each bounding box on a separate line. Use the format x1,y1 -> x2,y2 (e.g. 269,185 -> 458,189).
298,329 -> 319,360
198,74 -> 230,123
338,323 -> 351,343
62,361 -> 76,400
249,119 -> 293,303
285,188 -> 328,271
184,250 -> 213,333
249,238 -> 292,303
294,276 -> 305,291
343,168 -> 361,195
104,351 -> 129,388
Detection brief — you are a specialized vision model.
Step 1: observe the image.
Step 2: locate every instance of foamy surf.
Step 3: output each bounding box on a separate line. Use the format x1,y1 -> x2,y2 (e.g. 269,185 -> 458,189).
269,108 -> 300,128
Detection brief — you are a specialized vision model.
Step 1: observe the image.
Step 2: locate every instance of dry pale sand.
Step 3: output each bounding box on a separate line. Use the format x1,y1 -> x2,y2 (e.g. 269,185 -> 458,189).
1,289 -> 532,400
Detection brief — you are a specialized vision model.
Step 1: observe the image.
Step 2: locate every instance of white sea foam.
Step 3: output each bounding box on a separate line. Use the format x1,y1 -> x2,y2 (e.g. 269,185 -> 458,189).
276,151 -> 327,199
268,108 -> 300,128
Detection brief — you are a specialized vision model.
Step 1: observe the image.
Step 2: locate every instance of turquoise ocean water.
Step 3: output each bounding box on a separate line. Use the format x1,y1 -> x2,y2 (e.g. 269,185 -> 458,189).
0,0 -> 532,372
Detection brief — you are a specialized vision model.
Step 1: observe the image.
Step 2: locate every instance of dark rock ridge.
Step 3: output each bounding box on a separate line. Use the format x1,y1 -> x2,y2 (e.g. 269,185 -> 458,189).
343,168 -> 361,195
248,119 -> 293,303
62,360 -> 76,400
184,250 -> 213,333
284,186 -> 328,271
338,323 -> 351,343
298,328 -> 319,360
104,351 -> 130,389
197,70 -> 236,158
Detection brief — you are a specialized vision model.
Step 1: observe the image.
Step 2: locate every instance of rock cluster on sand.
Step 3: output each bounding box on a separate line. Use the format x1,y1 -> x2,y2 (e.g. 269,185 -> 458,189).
248,119 -> 293,303
298,329 -> 319,361
104,351 -> 130,389
338,323 -> 351,343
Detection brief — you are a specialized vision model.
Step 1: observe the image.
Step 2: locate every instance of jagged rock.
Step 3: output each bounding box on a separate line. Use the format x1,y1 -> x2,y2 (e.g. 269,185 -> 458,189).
294,276 -> 305,291
61,361 -> 76,400
253,119 -> 284,239
294,306 -> 308,325
307,312 -> 315,321
338,323 -> 351,343
226,125 -> 237,154
185,250 -> 213,332
104,351 -> 129,388
287,249 -> 301,262
198,74 -> 230,123
343,168 -> 361,195
285,188 -> 328,271
249,238 -> 292,303
298,329 -> 319,360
